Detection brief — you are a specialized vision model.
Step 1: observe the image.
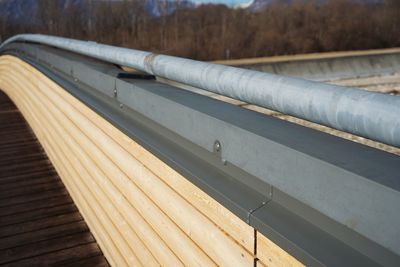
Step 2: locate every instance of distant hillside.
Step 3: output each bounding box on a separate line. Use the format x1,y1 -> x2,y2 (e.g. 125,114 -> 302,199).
0,0 -> 37,21
247,0 -> 384,11
144,0 -> 195,16
0,0 -> 387,21
0,0 -> 194,21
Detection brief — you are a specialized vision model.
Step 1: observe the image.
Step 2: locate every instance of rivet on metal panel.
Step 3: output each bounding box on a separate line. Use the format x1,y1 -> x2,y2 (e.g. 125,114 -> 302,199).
113,80 -> 117,98
213,140 -> 227,165
213,140 -> 221,152
119,103 -> 123,109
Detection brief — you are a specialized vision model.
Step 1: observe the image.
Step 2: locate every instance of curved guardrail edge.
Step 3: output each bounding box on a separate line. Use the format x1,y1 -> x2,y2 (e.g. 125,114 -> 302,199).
1,34 -> 400,149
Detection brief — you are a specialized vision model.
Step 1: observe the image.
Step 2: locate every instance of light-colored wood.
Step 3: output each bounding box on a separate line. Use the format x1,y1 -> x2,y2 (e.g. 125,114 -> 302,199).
3,77 -> 129,267
30,71 -> 216,267
21,72 -> 201,267
0,55 -> 305,267
1,73 -> 179,266
24,62 -> 254,266
257,234 -> 303,267
16,84 -> 158,267
3,84 -> 124,267
0,56 -> 250,266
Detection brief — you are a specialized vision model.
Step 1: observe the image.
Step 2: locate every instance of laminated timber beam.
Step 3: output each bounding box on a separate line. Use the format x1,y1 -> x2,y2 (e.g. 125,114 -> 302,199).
0,40 -> 399,266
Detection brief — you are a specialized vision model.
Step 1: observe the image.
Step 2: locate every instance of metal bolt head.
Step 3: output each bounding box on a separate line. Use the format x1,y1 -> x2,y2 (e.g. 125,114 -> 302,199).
113,89 -> 117,97
214,140 -> 221,152
119,103 -> 123,108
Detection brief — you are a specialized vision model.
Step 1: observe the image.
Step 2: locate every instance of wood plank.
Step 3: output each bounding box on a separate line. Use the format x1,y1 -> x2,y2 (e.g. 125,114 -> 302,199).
0,82 -> 108,267
0,232 -> 94,265
0,169 -> 57,185
0,180 -> 63,199
0,158 -> 51,173
10,84 -> 124,267
0,133 -> 32,141
0,175 -> 58,191
0,195 -> 73,217
0,212 -> 82,238
9,65 -> 180,267
256,233 -> 303,267
33,90 -> 212,266
0,144 -> 38,152
0,187 -> 67,208
0,162 -> 53,178
4,243 -> 104,267
15,70 -> 169,267
10,56 -> 211,266
0,220 -> 88,250
0,203 -> 77,228
0,137 -> 38,148
60,254 -> 110,267
36,132 -> 126,267
47,140 -> 150,267
0,153 -> 47,167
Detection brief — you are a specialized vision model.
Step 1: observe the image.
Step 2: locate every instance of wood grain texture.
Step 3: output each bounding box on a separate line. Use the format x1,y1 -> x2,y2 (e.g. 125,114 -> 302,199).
0,91 -> 108,267
257,234 -> 303,267
0,55 -> 303,267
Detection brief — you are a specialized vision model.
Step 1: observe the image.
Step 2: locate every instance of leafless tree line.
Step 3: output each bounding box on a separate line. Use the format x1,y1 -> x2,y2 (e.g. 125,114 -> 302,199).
0,0 -> 399,60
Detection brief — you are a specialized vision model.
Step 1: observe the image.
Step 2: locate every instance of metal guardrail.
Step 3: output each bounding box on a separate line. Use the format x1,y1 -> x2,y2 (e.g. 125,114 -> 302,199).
1,38 -> 400,266
2,34 -> 400,148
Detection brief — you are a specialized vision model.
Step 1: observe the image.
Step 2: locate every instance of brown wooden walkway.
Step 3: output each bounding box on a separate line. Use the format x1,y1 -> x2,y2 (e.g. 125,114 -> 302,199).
0,91 -> 109,266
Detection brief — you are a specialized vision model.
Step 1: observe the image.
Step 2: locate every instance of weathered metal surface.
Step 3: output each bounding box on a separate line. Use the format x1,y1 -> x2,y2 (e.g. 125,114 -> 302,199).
2,34 -> 400,149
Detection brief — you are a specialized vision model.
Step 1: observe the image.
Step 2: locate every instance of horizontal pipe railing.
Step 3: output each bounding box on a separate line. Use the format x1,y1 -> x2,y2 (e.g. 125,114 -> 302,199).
1,34 -> 400,148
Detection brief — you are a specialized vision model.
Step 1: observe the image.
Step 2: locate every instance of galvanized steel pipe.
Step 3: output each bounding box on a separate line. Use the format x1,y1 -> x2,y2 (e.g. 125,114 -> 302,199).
2,34 -> 400,148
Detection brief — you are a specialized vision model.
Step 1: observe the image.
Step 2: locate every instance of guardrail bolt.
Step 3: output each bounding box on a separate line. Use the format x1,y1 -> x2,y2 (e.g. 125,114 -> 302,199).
214,140 -> 221,152
119,103 -> 123,109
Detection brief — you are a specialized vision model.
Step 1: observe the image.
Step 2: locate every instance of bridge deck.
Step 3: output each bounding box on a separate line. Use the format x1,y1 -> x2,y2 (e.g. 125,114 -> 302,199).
0,91 -> 108,266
